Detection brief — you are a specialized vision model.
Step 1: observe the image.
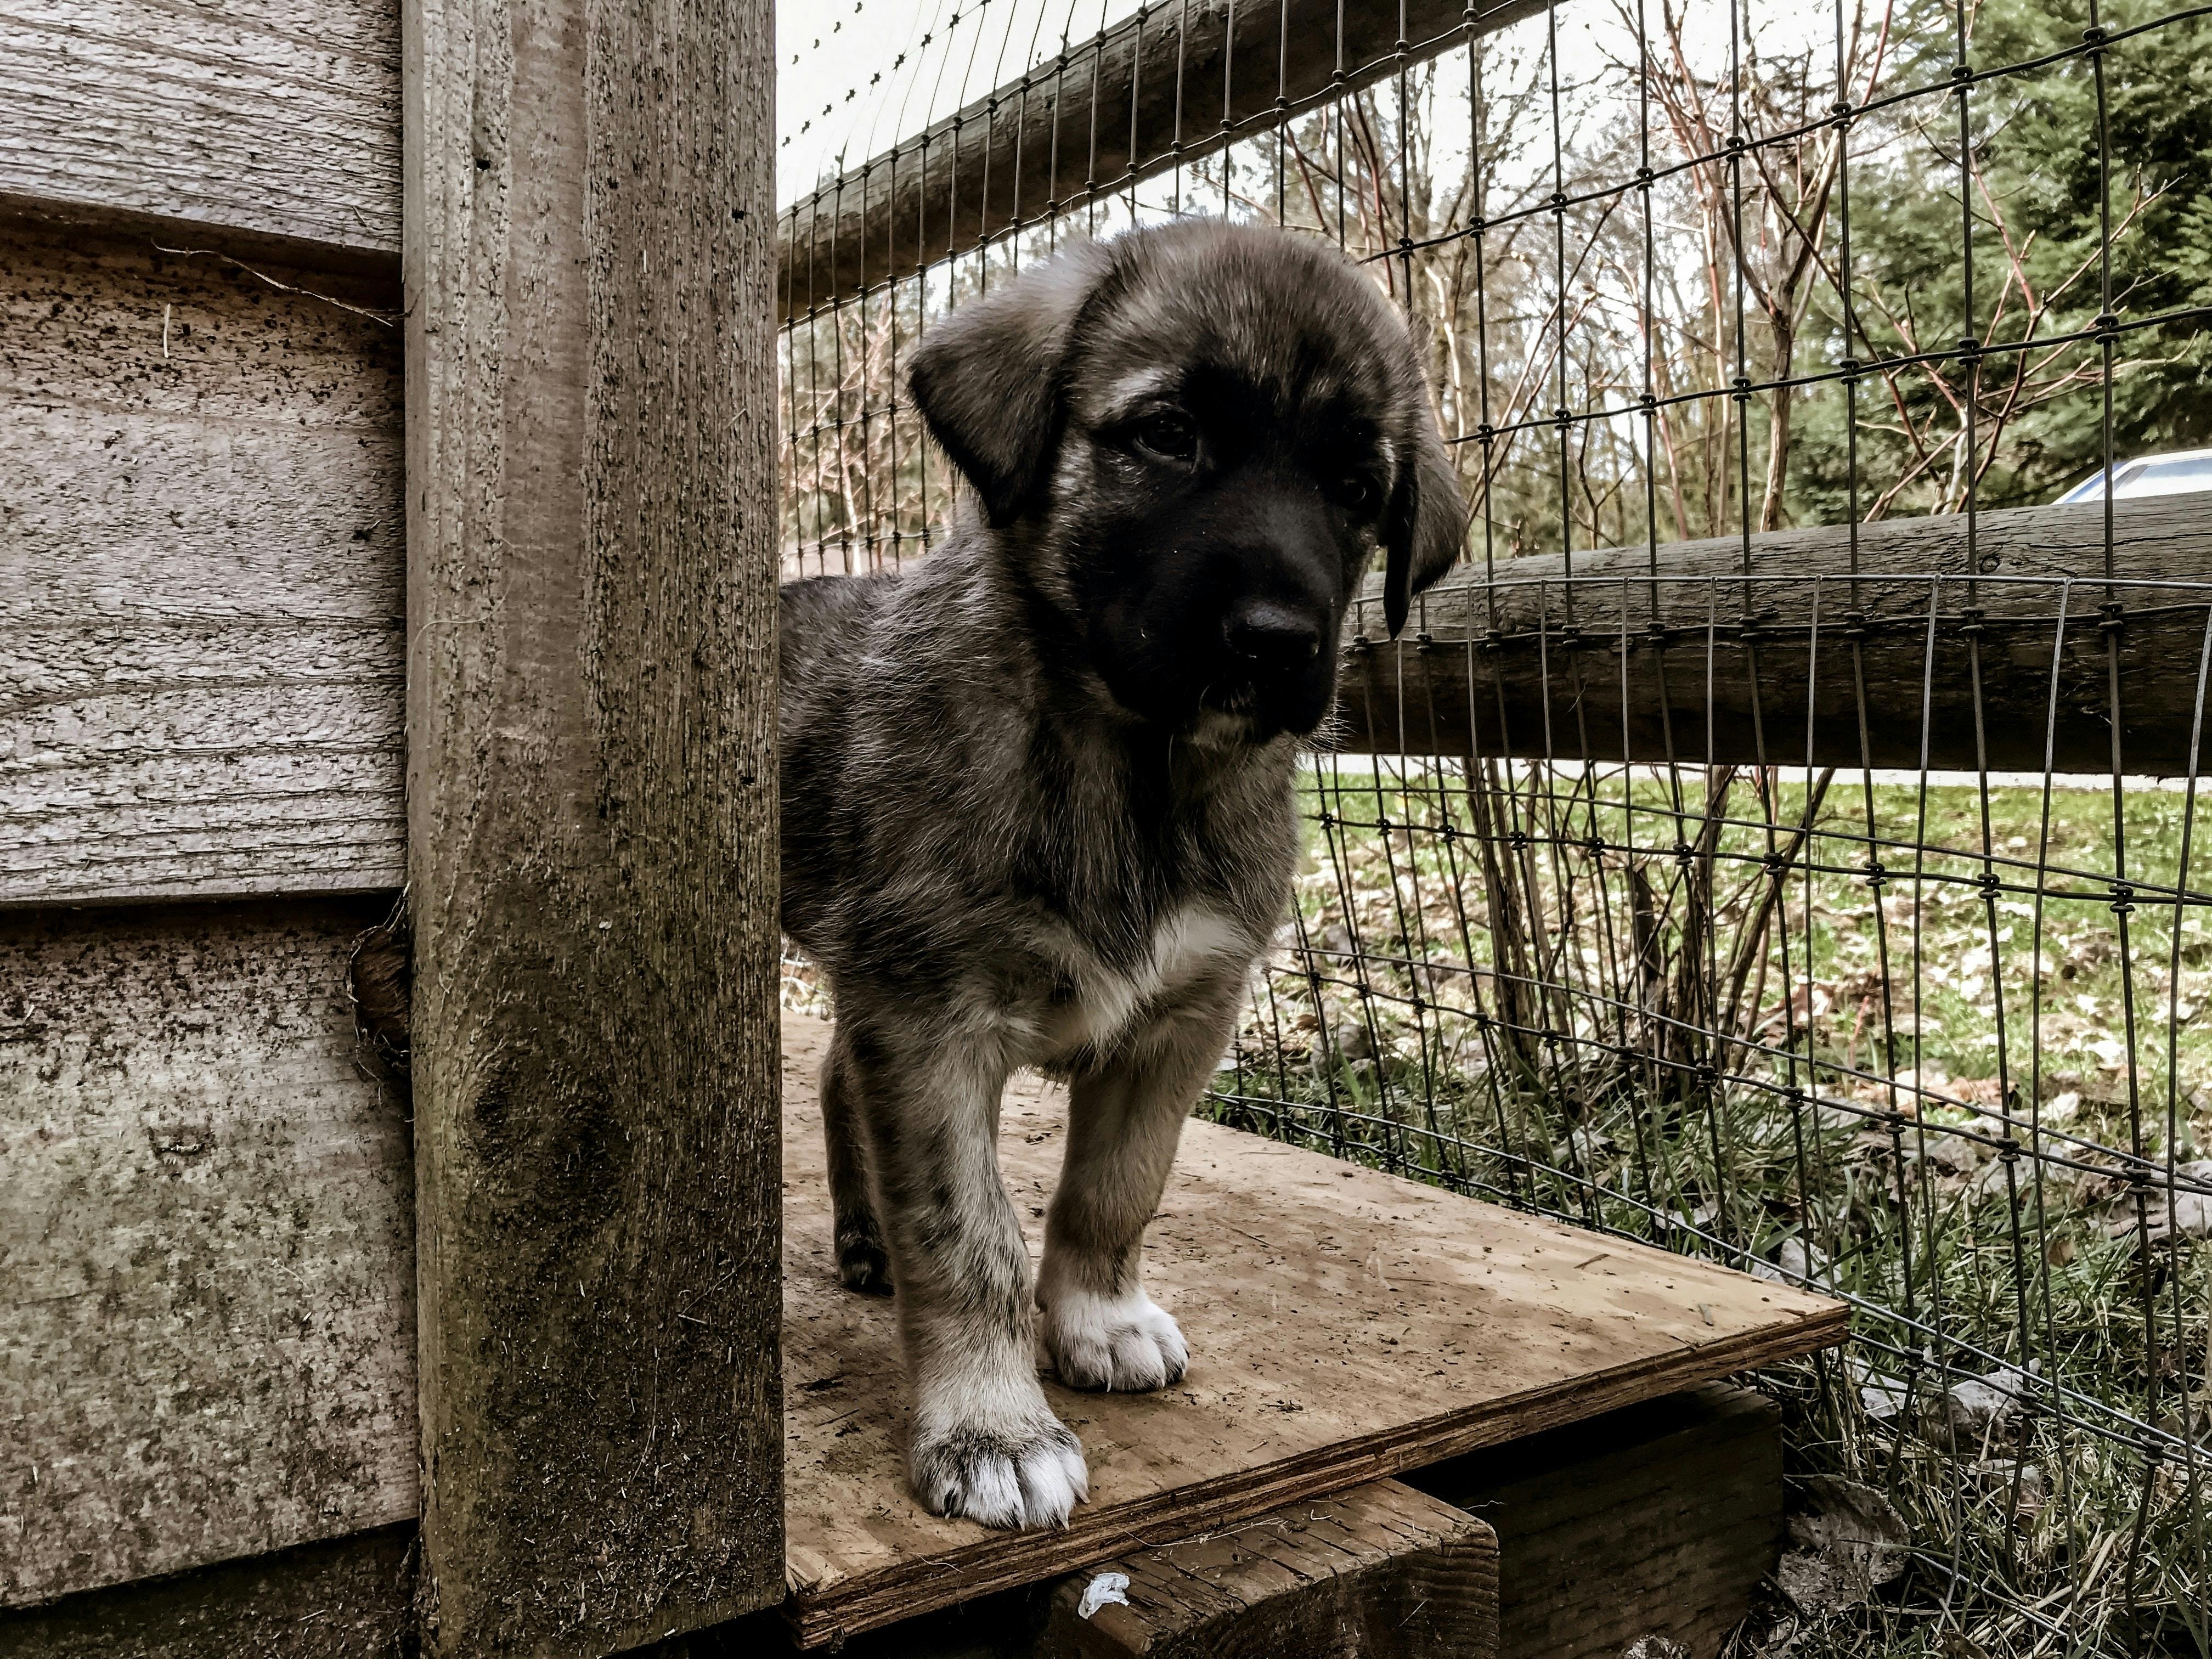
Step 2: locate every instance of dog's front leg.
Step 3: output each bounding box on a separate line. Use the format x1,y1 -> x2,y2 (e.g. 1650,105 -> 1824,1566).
840,1015 -> 1088,1530
1037,988 -> 1240,1392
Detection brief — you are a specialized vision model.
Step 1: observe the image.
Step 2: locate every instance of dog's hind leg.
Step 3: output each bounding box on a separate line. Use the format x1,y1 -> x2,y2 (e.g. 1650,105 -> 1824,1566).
841,1012 -> 1089,1530
822,1028 -> 891,1294
1037,986 -> 1240,1392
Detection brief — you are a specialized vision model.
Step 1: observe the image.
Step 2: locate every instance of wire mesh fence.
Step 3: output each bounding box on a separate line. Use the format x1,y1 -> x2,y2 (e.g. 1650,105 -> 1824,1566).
776,0 -> 2212,1649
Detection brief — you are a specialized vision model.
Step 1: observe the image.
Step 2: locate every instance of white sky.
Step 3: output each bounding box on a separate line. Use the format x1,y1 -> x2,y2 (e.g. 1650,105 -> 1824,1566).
773,0 -> 1860,210
777,0 -> 1152,206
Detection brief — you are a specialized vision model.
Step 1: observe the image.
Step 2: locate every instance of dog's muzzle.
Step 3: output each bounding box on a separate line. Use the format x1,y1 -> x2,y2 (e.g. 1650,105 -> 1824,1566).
1224,597 -> 1324,671
1197,595 -> 1336,741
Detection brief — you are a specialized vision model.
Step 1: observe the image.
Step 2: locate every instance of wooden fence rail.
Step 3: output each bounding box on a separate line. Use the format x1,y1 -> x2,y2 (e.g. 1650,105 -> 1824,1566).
1336,496 -> 2212,777
776,0 -> 1550,322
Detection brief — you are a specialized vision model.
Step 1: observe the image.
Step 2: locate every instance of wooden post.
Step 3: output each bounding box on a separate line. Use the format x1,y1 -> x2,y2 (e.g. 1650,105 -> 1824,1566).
403,0 -> 782,1652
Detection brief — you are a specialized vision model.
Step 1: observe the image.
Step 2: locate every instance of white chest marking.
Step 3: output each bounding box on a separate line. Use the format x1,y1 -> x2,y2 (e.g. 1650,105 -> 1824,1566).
1048,906 -> 1249,1056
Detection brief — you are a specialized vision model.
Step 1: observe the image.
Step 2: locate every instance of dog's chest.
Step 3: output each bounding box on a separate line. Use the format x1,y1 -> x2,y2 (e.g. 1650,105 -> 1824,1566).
1035,902 -> 1249,1060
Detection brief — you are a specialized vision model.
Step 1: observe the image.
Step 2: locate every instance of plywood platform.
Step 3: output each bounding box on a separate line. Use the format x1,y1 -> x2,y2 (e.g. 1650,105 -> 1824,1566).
778,1014 -> 1844,1647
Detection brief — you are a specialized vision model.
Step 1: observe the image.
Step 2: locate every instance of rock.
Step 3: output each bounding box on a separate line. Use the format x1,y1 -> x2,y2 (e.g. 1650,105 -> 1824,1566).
2173,1188 -> 2212,1240
1775,1476 -> 1909,1616
1778,1236 -> 1836,1288
1915,1132 -> 1985,1177
2143,1161 -> 2212,1241
1850,1356 -> 1911,1423
1970,1458 -> 2046,1517
1927,1361 -> 2039,1451
1752,1236 -> 1835,1290
1969,1159 -> 2017,1201
1326,1014 -> 1374,1063
1558,1125 -> 1612,1167
1891,1065 -> 1948,1104
1859,1376 -> 1910,1424
2042,1071 -> 2126,1108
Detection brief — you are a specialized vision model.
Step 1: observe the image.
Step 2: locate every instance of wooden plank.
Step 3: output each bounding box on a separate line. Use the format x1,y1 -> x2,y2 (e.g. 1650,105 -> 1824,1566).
0,0 -> 400,264
0,222 -> 405,908
0,1524 -> 413,1659
776,1014 -> 1844,1649
1335,494 -> 2212,775
0,900 -> 414,1609
777,0 -> 1550,323
1404,1385 -> 1785,1659
403,0 -> 785,1650
1036,1480 -> 1498,1658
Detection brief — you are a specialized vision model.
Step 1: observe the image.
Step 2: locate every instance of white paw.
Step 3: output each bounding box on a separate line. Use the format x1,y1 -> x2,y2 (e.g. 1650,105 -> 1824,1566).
1043,1289 -> 1190,1392
911,1402 -> 1089,1530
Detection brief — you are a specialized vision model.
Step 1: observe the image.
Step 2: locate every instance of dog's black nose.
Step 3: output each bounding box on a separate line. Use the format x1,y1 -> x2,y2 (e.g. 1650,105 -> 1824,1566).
1224,600 -> 1324,672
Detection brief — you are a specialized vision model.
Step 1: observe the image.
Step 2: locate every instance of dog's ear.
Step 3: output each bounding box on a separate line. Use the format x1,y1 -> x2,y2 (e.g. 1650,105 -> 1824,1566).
1382,407 -> 1468,639
908,242 -> 1113,526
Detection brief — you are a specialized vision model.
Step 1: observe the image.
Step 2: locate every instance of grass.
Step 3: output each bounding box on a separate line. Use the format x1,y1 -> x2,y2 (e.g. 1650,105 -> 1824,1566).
1205,760 -> 2212,1657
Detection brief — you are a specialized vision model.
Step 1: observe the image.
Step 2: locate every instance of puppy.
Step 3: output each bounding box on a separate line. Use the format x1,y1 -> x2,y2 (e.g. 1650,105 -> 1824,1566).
778,219 -> 1465,1530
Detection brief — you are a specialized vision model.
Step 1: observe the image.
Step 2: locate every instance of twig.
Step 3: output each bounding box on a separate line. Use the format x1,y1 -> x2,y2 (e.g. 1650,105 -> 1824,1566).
152,244 -> 400,327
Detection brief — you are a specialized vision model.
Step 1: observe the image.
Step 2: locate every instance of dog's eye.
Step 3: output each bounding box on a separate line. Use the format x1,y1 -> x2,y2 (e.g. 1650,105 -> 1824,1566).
1131,413 -> 1199,464
1331,475 -> 1380,517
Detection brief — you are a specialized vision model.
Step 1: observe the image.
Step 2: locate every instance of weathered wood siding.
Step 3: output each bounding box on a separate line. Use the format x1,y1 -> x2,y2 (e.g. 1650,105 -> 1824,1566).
0,899 -> 415,1609
0,225 -> 405,908
0,0 -> 400,262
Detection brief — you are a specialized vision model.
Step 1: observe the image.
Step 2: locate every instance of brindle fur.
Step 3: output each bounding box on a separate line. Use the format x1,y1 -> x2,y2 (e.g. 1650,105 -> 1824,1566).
778,220 -> 1464,1530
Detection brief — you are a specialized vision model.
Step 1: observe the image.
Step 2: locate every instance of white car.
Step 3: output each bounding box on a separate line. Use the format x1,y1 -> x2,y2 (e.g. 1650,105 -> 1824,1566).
2053,447 -> 2212,504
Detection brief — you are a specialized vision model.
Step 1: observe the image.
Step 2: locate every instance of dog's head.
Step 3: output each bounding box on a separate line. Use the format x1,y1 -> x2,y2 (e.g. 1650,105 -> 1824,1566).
909,220 -> 1466,745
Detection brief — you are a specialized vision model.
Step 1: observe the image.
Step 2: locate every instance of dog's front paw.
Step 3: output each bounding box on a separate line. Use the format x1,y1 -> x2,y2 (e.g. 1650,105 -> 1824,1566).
911,1405 -> 1088,1530
835,1223 -> 892,1295
1043,1290 -> 1189,1392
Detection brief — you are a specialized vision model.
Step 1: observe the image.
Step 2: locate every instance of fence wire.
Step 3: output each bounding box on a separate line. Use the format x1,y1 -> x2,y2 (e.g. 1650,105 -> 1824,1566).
776,1 -> 2212,1650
